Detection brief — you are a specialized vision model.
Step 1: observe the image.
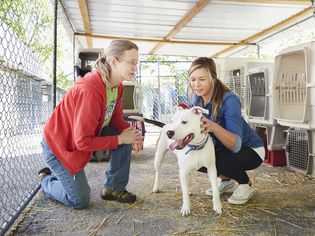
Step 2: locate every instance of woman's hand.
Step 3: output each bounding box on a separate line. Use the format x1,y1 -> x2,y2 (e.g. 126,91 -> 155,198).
118,126 -> 143,146
200,115 -> 216,134
200,115 -> 238,150
132,143 -> 143,153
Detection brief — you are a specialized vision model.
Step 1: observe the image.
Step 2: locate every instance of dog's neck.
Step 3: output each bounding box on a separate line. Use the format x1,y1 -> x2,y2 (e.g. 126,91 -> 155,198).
185,134 -> 209,155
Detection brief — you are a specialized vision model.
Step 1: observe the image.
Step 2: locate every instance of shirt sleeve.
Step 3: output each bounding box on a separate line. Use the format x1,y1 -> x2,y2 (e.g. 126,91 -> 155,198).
222,94 -> 243,153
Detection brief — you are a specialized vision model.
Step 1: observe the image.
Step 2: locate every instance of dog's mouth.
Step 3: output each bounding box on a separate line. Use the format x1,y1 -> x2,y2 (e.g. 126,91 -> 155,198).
169,133 -> 194,151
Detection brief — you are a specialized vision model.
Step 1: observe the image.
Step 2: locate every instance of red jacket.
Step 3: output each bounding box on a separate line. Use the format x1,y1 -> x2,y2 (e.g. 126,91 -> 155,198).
44,71 -> 130,175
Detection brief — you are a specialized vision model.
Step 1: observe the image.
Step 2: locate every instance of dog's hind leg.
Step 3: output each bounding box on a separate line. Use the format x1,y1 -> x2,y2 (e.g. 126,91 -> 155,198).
152,128 -> 169,193
207,166 -> 222,214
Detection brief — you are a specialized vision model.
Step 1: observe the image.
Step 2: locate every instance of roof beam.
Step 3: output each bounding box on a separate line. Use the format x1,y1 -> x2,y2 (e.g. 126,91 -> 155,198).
217,0 -> 311,5
75,32 -> 256,46
149,0 -> 212,54
78,0 -> 93,48
212,6 -> 313,58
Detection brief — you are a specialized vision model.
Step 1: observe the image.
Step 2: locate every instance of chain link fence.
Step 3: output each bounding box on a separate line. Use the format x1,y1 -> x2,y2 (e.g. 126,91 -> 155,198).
0,0 -> 70,235
138,60 -> 192,123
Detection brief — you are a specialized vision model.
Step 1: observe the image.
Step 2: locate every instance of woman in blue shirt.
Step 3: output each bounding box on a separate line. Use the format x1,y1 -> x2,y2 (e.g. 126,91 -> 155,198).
188,57 -> 265,204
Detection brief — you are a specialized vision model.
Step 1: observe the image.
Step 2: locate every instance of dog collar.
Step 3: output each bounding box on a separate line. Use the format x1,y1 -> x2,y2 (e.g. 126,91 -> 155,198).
185,135 -> 209,155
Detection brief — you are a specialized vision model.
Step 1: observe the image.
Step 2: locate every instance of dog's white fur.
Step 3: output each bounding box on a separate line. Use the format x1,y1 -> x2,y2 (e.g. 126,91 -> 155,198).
152,106 -> 222,216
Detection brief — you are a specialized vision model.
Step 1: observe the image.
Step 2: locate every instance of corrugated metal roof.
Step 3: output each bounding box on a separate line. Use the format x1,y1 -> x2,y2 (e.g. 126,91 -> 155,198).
60,0 -> 313,57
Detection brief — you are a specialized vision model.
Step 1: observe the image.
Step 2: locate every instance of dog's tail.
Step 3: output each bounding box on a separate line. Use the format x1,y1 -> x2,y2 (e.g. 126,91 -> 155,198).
128,116 -> 165,128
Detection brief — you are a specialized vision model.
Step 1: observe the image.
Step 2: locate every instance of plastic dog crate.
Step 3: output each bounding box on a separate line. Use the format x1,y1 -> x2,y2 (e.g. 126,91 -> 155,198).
273,41 -> 315,129
248,64 -> 276,125
285,128 -> 312,175
216,58 -> 273,120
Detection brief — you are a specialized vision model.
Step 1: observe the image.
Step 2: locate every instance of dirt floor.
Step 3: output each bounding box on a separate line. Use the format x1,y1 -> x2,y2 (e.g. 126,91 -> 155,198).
7,130 -> 315,236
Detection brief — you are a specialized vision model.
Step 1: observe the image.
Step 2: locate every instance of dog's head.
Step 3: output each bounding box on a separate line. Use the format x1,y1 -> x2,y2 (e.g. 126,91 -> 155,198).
167,106 -> 208,151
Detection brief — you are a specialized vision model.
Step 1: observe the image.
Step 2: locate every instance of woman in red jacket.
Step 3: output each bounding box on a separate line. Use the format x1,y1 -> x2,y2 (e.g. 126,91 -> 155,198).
37,39 -> 143,208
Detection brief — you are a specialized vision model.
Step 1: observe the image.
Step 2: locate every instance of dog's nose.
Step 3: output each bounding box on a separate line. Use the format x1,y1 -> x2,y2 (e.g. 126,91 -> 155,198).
166,130 -> 174,138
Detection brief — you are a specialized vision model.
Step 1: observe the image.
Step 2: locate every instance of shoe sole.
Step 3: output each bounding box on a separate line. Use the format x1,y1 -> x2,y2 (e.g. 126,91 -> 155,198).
100,194 -> 136,203
227,191 -> 254,205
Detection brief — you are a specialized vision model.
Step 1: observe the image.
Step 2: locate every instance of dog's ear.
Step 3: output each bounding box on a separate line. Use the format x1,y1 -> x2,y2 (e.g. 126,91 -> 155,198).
190,106 -> 209,116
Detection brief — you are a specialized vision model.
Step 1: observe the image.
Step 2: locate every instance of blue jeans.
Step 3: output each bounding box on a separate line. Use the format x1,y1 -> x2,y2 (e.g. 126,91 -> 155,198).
41,126 -> 132,208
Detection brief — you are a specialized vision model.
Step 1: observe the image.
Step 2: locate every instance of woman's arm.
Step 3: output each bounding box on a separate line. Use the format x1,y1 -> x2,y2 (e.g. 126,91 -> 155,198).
201,94 -> 243,152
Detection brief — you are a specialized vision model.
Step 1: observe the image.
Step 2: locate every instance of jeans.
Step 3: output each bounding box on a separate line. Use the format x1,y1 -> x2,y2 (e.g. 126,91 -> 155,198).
40,126 -> 132,208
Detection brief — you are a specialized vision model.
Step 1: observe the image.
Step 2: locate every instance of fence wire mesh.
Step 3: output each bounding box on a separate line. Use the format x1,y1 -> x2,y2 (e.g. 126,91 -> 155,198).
0,0 -> 69,235
138,60 -> 192,123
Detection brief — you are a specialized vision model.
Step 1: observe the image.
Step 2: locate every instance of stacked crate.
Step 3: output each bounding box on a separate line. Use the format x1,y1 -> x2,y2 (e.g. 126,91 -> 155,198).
273,41 -> 315,176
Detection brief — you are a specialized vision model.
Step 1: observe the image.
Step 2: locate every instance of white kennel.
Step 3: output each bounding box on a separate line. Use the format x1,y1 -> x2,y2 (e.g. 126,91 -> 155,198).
248,64 -> 275,125
273,41 -> 315,129
216,58 -> 273,120
273,41 -> 315,176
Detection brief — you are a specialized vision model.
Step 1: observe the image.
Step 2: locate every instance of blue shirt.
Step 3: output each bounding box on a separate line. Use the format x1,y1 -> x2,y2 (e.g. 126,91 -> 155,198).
193,91 -> 263,153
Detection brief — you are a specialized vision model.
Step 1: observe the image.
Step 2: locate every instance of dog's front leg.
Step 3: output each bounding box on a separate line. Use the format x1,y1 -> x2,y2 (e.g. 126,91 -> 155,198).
152,129 -> 168,193
179,170 -> 190,216
152,150 -> 164,193
207,167 -> 222,214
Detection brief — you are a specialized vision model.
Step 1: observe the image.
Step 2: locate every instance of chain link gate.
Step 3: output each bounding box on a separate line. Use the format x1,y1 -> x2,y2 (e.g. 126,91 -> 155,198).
0,0 -> 70,235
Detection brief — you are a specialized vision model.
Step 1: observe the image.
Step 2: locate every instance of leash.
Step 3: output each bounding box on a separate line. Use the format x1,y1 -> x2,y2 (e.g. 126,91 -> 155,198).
185,135 -> 210,155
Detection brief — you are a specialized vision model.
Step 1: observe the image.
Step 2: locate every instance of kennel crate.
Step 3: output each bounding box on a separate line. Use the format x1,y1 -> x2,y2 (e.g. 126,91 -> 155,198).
216,58 -> 273,121
273,41 -> 315,129
272,41 -> 315,175
248,64 -> 276,125
285,128 -> 314,176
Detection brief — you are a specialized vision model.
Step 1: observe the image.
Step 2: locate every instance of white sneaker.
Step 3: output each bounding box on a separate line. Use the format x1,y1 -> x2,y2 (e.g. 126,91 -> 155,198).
205,179 -> 235,196
227,184 -> 254,205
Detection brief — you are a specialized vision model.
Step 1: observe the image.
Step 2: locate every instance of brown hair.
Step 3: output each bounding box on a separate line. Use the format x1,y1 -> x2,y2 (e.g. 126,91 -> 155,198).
188,57 -> 230,120
93,39 -> 138,87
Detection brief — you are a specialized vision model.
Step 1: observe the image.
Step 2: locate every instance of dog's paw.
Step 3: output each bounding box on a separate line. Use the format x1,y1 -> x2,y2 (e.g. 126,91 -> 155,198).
152,186 -> 159,193
212,199 -> 222,214
213,204 -> 222,214
181,207 -> 191,216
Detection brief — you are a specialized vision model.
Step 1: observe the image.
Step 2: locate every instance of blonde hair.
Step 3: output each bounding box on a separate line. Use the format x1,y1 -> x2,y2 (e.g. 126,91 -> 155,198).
93,39 -> 138,87
188,57 -> 230,120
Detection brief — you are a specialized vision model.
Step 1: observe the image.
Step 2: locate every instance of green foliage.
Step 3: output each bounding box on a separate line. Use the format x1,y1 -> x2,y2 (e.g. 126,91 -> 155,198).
0,0 -> 74,90
0,0 -> 53,63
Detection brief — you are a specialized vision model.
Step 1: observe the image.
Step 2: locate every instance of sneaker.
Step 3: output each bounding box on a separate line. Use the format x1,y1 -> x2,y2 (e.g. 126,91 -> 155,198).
37,167 -> 52,181
205,179 -> 235,196
227,184 -> 254,205
101,188 -> 136,203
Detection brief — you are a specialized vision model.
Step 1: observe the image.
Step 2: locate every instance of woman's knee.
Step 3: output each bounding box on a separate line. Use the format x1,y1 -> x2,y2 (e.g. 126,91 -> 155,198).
69,187 -> 91,209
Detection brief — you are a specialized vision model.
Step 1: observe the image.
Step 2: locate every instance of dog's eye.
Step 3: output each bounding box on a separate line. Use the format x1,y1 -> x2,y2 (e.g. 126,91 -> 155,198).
181,121 -> 187,124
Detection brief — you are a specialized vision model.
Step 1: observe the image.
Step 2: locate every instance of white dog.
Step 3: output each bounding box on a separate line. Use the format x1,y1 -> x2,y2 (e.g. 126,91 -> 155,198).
130,106 -> 222,216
